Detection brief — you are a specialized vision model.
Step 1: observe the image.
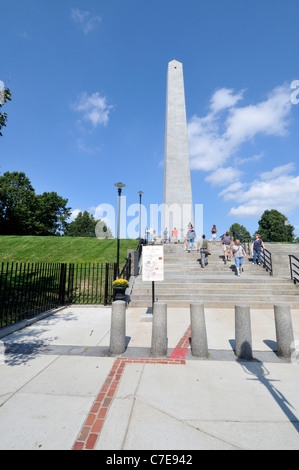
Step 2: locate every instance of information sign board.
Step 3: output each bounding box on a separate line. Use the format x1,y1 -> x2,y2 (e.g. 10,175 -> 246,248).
142,245 -> 164,282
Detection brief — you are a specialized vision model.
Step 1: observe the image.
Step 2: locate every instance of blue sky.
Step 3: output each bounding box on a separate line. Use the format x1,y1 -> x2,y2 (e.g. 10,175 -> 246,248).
1,0 -> 299,239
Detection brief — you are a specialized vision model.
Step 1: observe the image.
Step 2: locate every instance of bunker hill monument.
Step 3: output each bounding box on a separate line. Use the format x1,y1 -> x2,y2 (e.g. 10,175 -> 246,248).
163,60 -> 194,241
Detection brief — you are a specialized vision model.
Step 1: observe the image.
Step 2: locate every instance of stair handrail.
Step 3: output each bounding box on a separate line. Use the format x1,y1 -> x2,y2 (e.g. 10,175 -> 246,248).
137,238 -> 147,261
232,230 -> 273,275
289,254 -> 299,285
261,248 -> 273,276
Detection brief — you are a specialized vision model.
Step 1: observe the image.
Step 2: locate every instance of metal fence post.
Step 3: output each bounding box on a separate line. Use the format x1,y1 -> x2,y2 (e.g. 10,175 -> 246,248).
104,263 -> 109,306
58,263 -> 67,306
66,264 -> 74,305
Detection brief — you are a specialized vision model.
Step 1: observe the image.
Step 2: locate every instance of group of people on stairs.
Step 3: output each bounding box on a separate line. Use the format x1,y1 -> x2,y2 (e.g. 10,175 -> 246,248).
186,225 -> 266,276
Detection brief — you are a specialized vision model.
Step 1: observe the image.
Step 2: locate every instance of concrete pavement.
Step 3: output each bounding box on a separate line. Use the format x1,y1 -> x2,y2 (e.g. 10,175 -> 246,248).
0,305 -> 299,450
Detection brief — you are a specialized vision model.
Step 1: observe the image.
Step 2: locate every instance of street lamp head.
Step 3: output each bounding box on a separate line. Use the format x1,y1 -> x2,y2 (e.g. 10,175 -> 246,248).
138,191 -> 144,195
114,182 -> 126,189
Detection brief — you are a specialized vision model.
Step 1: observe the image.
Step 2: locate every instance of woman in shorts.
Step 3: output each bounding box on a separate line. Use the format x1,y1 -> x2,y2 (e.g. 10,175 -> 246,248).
211,225 -> 217,245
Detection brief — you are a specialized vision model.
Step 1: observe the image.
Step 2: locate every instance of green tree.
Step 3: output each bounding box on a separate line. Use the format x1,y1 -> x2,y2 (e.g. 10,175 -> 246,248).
230,223 -> 252,242
0,87 -> 12,137
0,171 -> 36,234
0,171 -> 71,235
95,219 -> 114,239
257,209 -> 295,242
34,192 -> 71,235
64,211 -> 98,237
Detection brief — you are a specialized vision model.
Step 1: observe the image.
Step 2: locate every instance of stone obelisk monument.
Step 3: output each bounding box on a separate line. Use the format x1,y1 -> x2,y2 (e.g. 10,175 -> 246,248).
163,60 -> 193,241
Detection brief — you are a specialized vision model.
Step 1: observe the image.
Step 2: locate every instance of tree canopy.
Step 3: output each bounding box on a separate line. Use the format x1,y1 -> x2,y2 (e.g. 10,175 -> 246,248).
65,211 -> 114,238
0,171 -> 71,235
229,223 -> 252,242
257,209 -> 295,242
64,211 -> 97,237
0,87 -> 12,137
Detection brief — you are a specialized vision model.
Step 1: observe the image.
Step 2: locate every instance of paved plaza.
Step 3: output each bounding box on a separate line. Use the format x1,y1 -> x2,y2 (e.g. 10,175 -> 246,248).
0,305 -> 299,450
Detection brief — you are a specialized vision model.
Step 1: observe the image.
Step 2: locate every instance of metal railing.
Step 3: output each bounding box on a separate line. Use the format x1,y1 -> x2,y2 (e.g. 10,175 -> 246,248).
119,255 -> 131,281
0,257 -> 132,330
136,238 -> 147,260
232,230 -> 273,275
0,262 -> 63,329
289,255 -> 299,284
261,248 -> 273,275
65,263 -> 117,306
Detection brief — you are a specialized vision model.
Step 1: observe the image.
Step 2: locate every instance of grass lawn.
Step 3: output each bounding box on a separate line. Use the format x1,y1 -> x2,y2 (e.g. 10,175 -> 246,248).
0,236 -> 139,265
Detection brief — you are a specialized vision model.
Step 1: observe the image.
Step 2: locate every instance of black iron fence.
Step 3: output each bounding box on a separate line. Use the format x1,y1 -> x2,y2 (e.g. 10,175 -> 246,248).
62,263 -> 118,306
0,258 -> 132,330
261,248 -> 273,275
0,262 -> 62,329
289,255 -> 299,285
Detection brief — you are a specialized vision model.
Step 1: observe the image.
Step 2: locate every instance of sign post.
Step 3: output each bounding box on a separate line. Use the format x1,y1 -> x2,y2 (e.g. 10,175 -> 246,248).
142,245 -> 164,313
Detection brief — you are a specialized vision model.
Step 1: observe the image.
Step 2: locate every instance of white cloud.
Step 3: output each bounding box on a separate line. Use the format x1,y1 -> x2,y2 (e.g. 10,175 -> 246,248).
218,181 -> 244,198
205,167 -> 243,187
237,152 -> 264,166
226,164 -> 299,218
210,88 -> 244,114
71,8 -> 102,34
188,85 -> 292,172
188,115 -> 230,171
259,162 -> 295,181
188,84 -> 298,220
224,85 -> 291,147
69,209 -> 81,221
73,92 -> 113,127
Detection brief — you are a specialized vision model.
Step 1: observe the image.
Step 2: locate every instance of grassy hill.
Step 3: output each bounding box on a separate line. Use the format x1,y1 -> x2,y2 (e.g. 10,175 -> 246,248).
0,236 -> 139,265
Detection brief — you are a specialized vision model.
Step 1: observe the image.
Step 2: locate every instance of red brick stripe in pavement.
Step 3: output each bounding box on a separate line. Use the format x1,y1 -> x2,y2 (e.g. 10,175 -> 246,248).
72,326 -> 191,451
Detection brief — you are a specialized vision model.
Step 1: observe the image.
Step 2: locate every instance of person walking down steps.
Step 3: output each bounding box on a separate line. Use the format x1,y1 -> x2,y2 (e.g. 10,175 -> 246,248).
187,226 -> 196,252
231,239 -> 247,276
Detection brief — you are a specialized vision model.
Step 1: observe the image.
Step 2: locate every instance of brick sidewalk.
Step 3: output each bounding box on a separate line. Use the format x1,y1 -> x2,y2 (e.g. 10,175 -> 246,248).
72,328 -> 191,450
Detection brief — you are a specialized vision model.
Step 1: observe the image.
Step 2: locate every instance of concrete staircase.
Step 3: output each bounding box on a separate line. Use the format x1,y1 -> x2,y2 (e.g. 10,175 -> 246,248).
129,242 -> 299,308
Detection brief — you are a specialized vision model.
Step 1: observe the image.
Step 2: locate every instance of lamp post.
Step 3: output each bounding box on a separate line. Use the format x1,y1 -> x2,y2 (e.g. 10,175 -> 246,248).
138,191 -> 144,241
114,182 -> 126,278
